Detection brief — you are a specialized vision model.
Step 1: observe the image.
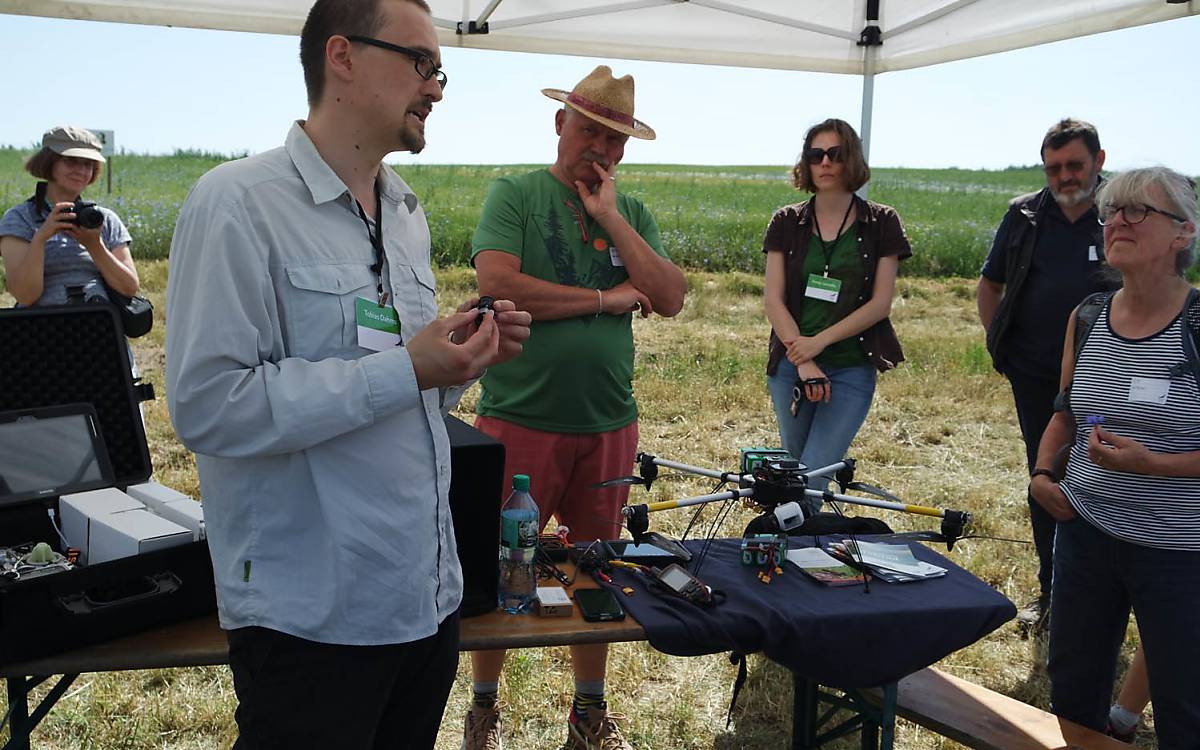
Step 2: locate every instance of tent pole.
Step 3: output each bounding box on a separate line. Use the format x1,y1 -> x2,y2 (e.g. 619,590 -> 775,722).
859,46 -> 876,200
857,0 -> 881,200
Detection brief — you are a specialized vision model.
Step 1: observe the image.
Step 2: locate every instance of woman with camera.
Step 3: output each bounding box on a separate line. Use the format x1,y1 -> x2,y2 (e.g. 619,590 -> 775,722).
1029,167 -> 1200,747
0,126 -> 138,307
762,118 -> 910,511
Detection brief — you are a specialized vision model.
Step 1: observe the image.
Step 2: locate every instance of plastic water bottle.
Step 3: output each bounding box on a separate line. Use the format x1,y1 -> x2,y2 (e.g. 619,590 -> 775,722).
498,474 -> 539,614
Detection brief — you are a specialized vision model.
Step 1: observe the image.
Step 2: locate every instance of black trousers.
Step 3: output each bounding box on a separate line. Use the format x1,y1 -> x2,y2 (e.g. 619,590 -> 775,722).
227,610 -> 460,750
1007,370 -> 1060,597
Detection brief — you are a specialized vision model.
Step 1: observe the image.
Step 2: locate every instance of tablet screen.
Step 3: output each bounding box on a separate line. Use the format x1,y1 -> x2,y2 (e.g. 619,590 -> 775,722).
0,405 -> 114,507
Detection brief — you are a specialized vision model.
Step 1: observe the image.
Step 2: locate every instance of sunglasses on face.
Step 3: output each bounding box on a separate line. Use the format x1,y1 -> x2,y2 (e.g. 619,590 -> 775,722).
347,35 -> 448,89
803,146 -> 843,165
1042,160 -> 1087,177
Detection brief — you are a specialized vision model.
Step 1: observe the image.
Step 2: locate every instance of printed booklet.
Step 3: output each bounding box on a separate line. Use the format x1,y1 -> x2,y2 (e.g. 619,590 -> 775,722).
785,547 -> 867,586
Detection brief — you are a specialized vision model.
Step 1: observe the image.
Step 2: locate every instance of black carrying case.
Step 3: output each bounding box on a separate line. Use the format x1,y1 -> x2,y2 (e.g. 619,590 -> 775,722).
0,305 -> 216,666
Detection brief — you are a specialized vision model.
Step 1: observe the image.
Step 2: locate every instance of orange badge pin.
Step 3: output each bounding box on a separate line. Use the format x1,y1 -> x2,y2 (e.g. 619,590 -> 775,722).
593,238 -> 608,252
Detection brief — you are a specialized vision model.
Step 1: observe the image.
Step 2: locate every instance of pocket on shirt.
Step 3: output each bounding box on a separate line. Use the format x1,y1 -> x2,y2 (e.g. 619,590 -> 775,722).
393,263 -> 439,325
282,263 -> 376,358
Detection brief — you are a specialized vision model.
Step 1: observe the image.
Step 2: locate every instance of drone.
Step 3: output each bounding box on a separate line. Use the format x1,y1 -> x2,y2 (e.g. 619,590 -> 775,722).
601,452 -> 973,551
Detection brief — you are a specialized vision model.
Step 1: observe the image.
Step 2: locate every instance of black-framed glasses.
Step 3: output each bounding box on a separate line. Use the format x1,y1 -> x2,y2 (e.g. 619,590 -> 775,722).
1098,203 -> 1187,226
804,146 -> 842,165
347,35 -> 447,89
1043,160 -> 1087,177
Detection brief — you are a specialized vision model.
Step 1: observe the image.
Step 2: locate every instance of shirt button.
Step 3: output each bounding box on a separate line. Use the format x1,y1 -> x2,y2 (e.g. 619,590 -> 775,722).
438,465 -> 447,477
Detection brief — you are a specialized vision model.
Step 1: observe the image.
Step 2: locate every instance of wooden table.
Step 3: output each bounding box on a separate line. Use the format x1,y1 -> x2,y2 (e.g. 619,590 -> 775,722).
1,567 -> 906,750
0,573 -> 643,750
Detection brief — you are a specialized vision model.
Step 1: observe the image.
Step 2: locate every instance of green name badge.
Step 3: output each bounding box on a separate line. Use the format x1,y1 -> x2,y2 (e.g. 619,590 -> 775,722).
804,273 -> 841,303
356,296 -> 402,351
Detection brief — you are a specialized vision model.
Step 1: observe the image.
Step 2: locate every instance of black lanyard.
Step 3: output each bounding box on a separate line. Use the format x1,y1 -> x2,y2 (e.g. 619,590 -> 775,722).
810,197 -> 855,277
355,187 -> 386,303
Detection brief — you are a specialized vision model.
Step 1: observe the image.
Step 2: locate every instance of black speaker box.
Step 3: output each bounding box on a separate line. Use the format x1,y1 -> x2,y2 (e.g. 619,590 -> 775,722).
445,415 -> 503,618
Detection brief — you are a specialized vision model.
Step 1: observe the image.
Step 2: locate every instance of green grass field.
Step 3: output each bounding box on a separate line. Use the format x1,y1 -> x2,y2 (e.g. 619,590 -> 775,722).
0,147 -> 1047,278
0,157 -> 1160,748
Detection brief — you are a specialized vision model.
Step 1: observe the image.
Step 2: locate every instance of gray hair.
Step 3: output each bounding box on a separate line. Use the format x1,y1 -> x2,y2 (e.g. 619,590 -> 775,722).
1097,167 -> 1199,275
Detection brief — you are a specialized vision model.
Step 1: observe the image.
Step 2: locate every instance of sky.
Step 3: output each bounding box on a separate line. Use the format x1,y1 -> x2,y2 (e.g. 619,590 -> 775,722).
1,11 -> 1197,174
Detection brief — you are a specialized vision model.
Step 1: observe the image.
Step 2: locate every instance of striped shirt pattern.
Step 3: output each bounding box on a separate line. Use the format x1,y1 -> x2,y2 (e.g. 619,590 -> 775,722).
1062,298 -> 1200,550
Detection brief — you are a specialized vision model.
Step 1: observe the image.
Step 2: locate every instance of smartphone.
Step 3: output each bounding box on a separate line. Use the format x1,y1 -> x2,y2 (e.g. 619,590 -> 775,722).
574,588 -> 626,622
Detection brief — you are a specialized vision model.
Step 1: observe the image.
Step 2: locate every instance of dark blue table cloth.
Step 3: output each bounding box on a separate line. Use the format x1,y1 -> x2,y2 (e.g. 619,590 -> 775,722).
603,536 -> 1015,689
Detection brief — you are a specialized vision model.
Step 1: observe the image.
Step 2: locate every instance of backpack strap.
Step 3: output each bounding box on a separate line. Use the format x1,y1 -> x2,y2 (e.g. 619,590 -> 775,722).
1053,291 -> 1114,416
1072,291 -> 1112,365
1177,287 -> 1200,393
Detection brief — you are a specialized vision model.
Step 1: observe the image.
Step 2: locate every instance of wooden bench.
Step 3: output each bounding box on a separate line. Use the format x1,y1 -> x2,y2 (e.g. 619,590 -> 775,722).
863,667 -> 1132,750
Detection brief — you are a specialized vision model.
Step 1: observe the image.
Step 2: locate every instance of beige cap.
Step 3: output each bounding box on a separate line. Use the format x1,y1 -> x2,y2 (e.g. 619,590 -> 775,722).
42,125 -> 106,163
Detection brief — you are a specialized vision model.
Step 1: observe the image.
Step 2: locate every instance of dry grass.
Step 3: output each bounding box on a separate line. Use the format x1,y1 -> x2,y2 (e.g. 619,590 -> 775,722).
1,264 -> 1150,749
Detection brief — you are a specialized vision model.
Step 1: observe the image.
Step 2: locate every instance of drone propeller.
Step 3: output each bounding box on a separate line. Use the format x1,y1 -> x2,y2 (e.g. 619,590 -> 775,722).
841,481 -> 904,505
592,475 -> 649,489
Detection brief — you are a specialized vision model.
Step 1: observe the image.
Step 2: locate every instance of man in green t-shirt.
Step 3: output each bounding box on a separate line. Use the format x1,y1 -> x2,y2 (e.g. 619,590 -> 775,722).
464,65 -> 687,750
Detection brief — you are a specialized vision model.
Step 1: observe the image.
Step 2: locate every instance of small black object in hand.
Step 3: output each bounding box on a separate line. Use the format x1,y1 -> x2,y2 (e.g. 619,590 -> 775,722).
475,295 -> 496,326
790,377 -> 831,416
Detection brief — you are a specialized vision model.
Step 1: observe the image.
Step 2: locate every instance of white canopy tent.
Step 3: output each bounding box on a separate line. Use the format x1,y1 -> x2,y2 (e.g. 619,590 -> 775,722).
2,0 -> 1196,160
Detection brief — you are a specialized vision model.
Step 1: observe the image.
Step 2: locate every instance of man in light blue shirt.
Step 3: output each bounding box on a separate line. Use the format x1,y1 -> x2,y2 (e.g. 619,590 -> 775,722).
164,0 -> 530,747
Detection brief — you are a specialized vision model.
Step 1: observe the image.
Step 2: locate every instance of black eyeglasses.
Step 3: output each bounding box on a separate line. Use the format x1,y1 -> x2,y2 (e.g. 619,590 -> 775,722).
803,146 -> 842,165
347,35 -> 447,89
1043,160 -> 1088,177
1098,203 -> 1187,226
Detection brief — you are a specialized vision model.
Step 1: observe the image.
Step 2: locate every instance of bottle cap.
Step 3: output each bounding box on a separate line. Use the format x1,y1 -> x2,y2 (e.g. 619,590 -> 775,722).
512,474 -> 530,492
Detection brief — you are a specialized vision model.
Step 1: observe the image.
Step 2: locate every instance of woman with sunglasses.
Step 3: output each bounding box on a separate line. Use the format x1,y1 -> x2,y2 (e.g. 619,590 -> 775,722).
762,118 -> 910,511
1029,167 -> 1200,748
0,126 -> 138,308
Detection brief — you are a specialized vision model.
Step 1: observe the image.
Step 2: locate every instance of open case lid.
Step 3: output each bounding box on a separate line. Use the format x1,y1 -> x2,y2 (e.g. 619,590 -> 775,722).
0,404 -> 116,509
0,305 -> 154,491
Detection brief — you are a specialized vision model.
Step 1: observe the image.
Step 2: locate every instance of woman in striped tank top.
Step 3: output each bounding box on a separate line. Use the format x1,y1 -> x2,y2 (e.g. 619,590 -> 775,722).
1029,167 -> 1200,748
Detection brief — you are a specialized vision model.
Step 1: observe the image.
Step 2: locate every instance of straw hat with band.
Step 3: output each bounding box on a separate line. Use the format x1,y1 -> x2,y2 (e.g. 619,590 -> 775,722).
542,65 -> 656,141
42,125 -> 107,163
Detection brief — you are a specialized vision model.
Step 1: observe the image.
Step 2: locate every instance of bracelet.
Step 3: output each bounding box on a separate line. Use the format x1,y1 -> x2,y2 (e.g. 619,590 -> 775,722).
1029,468 -> 1057,482
596,288 -> 603,317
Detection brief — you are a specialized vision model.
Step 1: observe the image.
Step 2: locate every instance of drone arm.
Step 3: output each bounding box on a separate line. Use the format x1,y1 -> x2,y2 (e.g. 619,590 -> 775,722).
814,488 -> 948,519
624,487 -> 755,518
636,453 -> 744,484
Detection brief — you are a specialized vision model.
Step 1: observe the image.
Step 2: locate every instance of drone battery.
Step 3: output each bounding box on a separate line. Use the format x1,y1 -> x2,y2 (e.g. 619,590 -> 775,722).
739,448 -> 792,475
536,586 -> 573,617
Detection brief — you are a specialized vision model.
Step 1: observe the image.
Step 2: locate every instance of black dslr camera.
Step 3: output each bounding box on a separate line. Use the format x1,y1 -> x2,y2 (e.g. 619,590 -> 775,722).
66,200 -> 104,230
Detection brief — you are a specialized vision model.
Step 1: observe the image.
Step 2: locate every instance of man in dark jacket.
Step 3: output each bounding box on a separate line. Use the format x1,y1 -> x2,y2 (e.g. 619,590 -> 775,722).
977,118 -> 1112,634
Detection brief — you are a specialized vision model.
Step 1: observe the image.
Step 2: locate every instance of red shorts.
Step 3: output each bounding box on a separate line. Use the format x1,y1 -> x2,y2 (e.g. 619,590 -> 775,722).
473,416 -> 639,545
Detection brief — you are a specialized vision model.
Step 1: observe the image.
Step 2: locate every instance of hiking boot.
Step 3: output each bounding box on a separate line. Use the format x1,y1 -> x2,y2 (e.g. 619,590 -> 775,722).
563,706 -> 633,750
462,703 -> 502,750
1016,594 -> 1050,637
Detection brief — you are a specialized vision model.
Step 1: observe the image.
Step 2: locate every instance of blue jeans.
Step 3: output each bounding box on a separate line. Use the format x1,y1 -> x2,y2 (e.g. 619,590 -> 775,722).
1048,517 -> 1200,748
767,360 -> 877,514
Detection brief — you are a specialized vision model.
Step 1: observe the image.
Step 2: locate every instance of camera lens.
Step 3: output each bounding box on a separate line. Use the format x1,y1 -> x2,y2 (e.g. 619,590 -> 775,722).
73,202 -> 105,230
